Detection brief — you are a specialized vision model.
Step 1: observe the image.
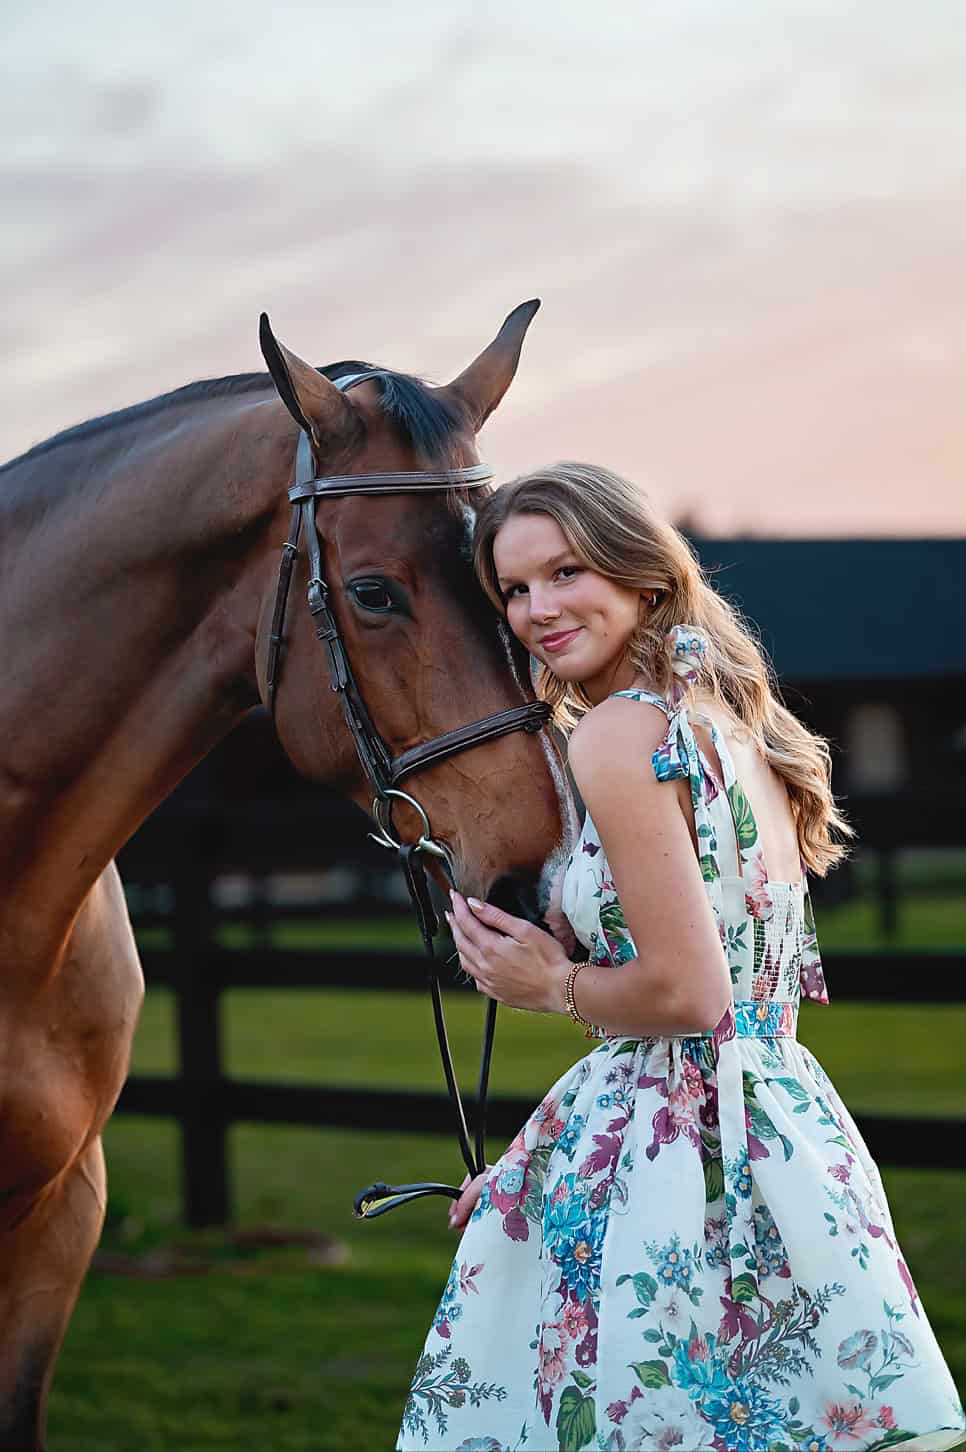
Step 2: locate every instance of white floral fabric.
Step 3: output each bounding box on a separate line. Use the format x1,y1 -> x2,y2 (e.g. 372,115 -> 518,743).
397,689 -> 965,1452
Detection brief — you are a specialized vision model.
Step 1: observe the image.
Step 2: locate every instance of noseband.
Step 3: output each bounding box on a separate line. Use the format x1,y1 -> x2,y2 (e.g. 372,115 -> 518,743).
265,371 -> 552,1217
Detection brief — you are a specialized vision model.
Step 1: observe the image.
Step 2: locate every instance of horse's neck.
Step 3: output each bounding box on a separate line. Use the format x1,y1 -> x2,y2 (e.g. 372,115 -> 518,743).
0,393 -> 294,911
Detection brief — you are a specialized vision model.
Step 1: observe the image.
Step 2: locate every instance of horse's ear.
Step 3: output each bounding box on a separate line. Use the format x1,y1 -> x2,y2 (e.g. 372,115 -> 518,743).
443,299 -> 541,429
258,313 -> 358,451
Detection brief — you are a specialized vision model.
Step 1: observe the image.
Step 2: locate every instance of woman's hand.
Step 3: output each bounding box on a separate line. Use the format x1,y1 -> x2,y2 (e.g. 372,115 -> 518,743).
445,891 -> 570,1014
448,1169 -> 490,1231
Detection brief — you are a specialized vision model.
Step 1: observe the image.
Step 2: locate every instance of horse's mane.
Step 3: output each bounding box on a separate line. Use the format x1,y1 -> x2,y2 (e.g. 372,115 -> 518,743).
1,362 -> 469,477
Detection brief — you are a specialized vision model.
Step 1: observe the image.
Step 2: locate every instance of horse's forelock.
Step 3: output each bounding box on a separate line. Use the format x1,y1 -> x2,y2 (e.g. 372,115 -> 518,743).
342,370 -> 469,471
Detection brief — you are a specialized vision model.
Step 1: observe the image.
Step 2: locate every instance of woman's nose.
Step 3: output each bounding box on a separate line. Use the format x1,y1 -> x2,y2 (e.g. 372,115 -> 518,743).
528,587 -> 560,624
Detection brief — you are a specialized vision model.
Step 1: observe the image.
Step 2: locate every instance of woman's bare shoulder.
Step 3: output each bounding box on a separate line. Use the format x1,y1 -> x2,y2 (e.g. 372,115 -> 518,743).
567,694 -> 669,794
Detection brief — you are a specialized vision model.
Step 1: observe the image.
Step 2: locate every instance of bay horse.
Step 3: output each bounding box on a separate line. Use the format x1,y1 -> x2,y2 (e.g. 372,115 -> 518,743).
0,301 -> 571,1449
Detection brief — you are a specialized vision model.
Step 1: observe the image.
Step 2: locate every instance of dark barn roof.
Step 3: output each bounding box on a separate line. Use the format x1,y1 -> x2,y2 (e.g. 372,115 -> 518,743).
689,537 -> 966,682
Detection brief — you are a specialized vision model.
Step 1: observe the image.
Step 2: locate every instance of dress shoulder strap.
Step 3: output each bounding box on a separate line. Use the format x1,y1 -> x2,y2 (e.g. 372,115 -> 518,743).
609,687 -> 672,717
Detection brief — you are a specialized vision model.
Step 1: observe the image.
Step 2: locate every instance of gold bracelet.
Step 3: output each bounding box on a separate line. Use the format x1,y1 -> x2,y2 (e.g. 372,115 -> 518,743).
564,961 -> 598,1037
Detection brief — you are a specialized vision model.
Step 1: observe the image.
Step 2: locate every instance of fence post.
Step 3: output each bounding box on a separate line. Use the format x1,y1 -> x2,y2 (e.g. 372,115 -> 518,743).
173,826 -> 230,1227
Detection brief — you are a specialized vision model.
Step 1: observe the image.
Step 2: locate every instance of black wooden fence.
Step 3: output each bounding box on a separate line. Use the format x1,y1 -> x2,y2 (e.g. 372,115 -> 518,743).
114,798 -> 966,1227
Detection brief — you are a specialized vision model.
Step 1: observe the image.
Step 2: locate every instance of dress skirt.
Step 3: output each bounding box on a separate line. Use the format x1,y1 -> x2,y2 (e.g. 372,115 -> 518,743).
397,1022 -> 965,1452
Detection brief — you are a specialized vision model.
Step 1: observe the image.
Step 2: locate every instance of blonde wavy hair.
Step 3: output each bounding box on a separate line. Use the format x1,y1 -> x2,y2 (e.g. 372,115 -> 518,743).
473,461 -> 852,875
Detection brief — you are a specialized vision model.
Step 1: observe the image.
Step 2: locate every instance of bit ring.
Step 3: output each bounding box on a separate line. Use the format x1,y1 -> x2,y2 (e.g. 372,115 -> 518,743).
369,788 -> 450,861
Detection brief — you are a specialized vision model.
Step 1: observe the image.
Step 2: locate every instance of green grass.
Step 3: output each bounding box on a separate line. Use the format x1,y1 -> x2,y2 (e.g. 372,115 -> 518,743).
816,891 -> 966,950
49,881 -> 966,1451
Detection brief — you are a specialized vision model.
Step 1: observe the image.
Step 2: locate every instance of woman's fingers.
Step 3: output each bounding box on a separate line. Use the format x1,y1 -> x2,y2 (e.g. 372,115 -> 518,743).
448,892 -> 494,952
448,1168 -> 490,1230
446,913 -> 486,983
464,895 -> 532,943
444,911 -> 490,993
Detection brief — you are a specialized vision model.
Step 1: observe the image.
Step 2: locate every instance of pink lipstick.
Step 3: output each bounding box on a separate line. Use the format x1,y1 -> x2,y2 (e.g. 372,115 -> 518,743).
539,627 -> 581,653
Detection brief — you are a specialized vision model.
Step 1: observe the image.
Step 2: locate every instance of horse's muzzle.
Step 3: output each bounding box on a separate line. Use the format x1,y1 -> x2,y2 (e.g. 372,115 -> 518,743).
486,874 -> 548,932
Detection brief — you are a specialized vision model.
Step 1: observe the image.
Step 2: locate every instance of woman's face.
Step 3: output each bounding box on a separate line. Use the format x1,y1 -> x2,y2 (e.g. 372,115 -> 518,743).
492,512 -> 644,703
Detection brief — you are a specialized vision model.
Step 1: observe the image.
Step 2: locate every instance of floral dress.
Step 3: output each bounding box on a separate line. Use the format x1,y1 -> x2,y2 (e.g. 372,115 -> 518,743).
397,689 -> 965,1452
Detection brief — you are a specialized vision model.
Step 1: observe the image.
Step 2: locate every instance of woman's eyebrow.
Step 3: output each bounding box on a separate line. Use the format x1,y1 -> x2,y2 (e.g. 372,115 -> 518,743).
497,550 -> 573,588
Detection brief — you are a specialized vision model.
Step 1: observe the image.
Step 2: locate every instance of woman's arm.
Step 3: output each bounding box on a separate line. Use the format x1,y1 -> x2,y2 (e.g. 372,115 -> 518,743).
448,696 -> 732,1037
564,696 -> 733,1033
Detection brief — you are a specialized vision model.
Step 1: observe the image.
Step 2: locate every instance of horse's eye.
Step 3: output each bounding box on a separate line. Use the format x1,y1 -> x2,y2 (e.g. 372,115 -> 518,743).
350,579 -> 395,613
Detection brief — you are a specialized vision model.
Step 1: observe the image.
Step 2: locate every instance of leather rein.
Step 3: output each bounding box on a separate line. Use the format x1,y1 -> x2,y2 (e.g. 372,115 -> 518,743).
265,372 -> 551,1218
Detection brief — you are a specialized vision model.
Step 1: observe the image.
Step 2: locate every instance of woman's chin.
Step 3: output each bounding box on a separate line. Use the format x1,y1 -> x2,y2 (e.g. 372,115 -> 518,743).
544,659 -> 591,685
537,648 -> 628,696
534,641 -> 612,685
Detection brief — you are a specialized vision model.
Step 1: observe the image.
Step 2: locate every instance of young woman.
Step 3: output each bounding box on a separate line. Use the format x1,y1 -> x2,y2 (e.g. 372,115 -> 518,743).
396,462 -> 965,1452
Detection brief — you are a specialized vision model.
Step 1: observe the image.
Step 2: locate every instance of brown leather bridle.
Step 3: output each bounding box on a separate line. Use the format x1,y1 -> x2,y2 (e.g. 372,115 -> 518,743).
265,371 -> 552,1217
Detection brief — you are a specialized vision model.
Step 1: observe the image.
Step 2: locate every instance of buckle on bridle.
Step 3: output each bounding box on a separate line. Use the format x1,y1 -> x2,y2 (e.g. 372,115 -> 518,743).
307,577 -> 329,612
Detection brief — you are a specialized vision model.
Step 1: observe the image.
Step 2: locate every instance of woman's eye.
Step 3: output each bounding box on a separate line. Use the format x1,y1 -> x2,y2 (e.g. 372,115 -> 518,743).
351,580 -> 395,612
504,567 -> 578,601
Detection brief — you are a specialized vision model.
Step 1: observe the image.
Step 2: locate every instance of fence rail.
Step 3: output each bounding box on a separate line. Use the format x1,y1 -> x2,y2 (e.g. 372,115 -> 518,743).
118,1079 -> 965,1166
136,944 -> 966,999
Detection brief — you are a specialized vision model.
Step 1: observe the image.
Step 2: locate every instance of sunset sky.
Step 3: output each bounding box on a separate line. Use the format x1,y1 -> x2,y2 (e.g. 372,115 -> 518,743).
4,0 -> 965,535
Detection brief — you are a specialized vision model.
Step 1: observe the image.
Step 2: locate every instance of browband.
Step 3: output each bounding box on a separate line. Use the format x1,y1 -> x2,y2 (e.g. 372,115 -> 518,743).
289,462 -> 494,499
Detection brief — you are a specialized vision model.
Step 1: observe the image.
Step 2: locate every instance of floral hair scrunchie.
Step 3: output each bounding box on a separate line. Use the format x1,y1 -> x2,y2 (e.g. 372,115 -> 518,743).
666,624 -> 708,705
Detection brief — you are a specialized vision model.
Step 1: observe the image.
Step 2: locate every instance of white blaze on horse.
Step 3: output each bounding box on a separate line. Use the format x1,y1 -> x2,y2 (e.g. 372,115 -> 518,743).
0,301 -> 571,1449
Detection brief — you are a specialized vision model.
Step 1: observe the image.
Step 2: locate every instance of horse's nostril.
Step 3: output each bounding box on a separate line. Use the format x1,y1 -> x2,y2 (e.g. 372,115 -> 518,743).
486,875 -> 545,928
